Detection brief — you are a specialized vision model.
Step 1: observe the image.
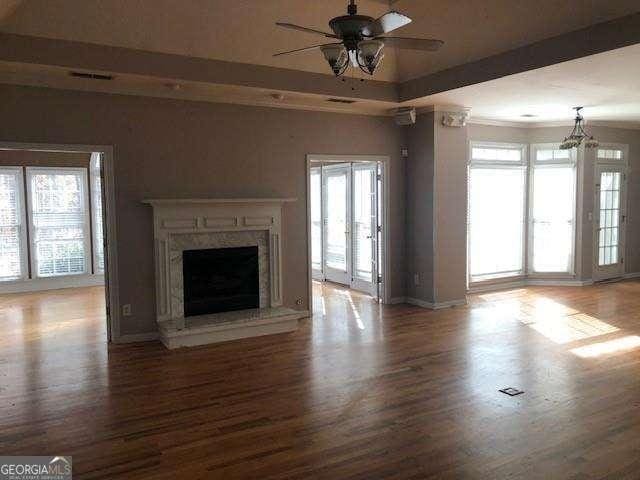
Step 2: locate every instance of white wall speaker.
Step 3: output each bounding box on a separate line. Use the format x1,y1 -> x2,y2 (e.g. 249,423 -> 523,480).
394,107 -> 416,126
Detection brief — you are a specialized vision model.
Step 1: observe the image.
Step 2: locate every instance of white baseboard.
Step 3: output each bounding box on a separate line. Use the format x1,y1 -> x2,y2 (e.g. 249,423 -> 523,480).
468,277 -> 594,294
432,298 -> 468,309
526,279 -> 594,287
0,274 -> 104,294
623,272 -> 640,279
468,280 -> 526,294
388,296 -> 407,305
112,332 -> 160,344
405,297 -> 467,310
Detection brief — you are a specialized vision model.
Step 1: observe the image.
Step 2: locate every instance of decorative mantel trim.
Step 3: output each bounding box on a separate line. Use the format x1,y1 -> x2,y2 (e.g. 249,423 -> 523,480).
143,198 -> 297,338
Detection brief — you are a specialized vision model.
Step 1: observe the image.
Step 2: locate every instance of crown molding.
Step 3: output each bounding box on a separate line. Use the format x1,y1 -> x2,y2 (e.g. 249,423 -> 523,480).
468,117 -> 640,130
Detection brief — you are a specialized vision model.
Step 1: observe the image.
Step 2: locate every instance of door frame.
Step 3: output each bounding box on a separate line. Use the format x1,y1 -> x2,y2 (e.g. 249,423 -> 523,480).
592,143 -> 629,282
0,141 -> 120,342
306,154 -> 390,306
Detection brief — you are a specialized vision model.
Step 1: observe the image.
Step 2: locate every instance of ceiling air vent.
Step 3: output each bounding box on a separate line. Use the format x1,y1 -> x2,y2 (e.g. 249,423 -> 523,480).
69,71 -> 114,81
327,98 -> 356,104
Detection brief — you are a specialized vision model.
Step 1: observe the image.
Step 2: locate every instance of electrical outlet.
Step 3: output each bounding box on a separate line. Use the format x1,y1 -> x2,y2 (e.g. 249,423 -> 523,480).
296,298 -> 303,306
122,304 -> 132,316
414,273 -> 420,286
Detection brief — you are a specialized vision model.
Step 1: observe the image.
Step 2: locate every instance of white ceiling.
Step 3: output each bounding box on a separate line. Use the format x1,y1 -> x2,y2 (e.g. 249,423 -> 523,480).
411,44 -> 640,125
1,0 -> 638,82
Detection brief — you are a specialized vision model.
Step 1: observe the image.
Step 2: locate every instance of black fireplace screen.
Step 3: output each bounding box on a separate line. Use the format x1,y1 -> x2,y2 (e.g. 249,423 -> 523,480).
182,246 -> 259,317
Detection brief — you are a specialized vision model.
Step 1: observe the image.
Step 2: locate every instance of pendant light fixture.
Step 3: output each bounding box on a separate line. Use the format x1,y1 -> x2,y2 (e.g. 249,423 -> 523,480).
559,107 -> 599,150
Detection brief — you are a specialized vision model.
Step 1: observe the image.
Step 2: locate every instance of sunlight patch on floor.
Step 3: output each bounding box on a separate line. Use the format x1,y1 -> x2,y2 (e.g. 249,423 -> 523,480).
528,313 -> 619,344
335,289 -> 365,330
571,335 -> 640,358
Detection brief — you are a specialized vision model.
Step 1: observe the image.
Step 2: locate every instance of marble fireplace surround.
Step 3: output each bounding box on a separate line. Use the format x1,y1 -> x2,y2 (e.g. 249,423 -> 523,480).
143,198 -> 307,348
169,230 -> 271,321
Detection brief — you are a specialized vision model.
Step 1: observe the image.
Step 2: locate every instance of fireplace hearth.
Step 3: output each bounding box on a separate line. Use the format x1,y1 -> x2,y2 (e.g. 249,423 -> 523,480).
143,198 -> 308,349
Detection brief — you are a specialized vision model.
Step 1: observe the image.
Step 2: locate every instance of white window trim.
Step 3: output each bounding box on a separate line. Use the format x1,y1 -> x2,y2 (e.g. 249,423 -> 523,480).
0,166 -> 28,282
528,143 -> 578,277
467,141 -> 528,286
25,166 -> 92,278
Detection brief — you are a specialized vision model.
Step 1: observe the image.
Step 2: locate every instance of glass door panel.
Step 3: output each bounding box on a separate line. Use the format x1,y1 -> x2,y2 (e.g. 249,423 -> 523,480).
351,163 -> 377,295
322,164 -> 350,285
594,167 -> 625,280
310,166 -> 322,279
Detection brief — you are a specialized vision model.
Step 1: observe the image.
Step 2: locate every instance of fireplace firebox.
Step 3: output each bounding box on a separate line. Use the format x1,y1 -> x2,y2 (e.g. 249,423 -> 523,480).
182,246 -> 259,317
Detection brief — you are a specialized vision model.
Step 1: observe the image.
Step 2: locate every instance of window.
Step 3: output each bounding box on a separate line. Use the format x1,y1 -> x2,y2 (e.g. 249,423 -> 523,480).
468,144 -> 527,282
90,153 -> 105,274
597,149 -> 623,160
468,142 -> 579,284
0,168 -> 26,281
529,146 -> 577,274
27,168 -> 90,278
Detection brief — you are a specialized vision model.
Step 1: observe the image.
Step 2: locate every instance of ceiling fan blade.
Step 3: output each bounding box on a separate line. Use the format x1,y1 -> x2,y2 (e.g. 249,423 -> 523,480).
273,43 -> 340,57
276,22 -> 340,38
380,37 -> 444,51
361,11 -> 411,37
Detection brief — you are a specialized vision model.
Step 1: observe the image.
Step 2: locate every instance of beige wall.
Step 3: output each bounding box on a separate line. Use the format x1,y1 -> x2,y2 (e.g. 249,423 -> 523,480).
404,112 -> 469,305
0,84 -> 406,335
405,112 -> 435,302
433,119 -> 468,303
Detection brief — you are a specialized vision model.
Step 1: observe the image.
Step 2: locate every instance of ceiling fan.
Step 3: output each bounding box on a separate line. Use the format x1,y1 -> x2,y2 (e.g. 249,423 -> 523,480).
274,0 -> 443,77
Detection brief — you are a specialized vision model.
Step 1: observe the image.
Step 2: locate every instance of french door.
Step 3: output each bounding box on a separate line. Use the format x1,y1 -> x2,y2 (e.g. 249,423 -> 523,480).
322,164 -> 351,285
314,162 -> 379,296
594,164 -> 626,281
351,163 -> 378,295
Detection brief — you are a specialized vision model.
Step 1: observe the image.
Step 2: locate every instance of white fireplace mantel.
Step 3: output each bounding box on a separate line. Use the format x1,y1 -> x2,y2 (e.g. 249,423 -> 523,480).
143,197 -> 305,348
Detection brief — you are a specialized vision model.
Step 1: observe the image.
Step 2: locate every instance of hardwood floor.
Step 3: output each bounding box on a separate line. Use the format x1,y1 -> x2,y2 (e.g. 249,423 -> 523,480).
2,281 -> 640,479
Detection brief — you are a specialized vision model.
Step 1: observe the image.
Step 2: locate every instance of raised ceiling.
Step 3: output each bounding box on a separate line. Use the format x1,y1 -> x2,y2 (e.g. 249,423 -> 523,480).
1,0 -> 638,82
412,43 -> 640,125
0,1 -> 639,125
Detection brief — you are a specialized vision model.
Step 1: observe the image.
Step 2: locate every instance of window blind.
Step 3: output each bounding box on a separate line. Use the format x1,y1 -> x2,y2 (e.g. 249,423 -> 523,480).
28,169 -> 89,277
0,169 -> 25,281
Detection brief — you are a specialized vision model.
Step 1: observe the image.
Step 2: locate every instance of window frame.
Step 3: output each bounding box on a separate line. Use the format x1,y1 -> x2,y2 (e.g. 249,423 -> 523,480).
467,141 -> 529,285
527,143 -> 578,277
0,166 -> 29,282
25,166 -> 92,279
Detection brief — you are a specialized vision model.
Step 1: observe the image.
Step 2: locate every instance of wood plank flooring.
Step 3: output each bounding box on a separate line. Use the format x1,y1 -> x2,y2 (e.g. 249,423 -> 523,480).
1,281 -> 640,479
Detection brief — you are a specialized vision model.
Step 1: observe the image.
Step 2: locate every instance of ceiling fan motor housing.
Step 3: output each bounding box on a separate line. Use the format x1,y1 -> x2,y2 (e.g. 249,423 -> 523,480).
329,15 -> 374,51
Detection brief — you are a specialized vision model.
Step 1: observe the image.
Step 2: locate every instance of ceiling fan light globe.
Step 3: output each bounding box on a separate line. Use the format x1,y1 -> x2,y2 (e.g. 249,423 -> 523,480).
357,39 -> 384,74
320,44 -> 348,75
358,39 -> 384,59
